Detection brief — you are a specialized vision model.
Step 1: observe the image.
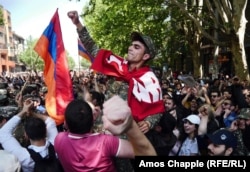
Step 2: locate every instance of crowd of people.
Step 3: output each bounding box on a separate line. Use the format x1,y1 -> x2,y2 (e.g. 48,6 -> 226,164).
0,10 -> 250,172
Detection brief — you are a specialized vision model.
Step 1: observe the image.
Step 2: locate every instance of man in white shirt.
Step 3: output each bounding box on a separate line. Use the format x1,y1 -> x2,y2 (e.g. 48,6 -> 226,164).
0,98 -> 58,172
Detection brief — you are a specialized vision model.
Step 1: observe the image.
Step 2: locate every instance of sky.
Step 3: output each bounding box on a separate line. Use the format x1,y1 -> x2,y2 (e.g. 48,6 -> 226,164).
0,0 -> 88,63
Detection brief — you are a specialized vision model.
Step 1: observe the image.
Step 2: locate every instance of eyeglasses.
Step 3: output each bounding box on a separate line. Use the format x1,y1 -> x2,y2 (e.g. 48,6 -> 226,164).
211,95 -> 218,98
223,102 -> 230,106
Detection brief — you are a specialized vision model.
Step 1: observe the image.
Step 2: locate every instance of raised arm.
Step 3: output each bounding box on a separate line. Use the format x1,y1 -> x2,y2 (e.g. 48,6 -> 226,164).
67,10 -> 99,57
0,98 -> 34,164
67,10 -> 83,30
126,120 -> 157,155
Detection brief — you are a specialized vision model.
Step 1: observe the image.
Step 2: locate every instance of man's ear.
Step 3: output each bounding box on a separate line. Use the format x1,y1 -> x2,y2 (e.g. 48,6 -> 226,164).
24,131 -> 29,141
86,101 -> 100,121
92,106 -> 102,121
142,53 -> 151,61
63,121 -> 69,131
225,147 -> 233,156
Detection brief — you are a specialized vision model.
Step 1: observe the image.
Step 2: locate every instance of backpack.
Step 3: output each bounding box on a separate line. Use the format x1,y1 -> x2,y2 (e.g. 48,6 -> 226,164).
27,143 -> 64,172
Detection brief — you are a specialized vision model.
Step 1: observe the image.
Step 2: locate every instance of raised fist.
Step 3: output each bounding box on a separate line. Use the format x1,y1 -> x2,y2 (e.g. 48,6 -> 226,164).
67,11 -> 80,25
102,95 -> 132,135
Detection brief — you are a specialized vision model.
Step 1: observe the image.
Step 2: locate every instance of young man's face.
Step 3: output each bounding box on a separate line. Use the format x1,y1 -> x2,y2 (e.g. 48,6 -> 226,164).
238,118 -> 250,130
207,143 -> 230,156
165,98 -> 175,111
210,92 -> 220,105
126,41 -> 149,63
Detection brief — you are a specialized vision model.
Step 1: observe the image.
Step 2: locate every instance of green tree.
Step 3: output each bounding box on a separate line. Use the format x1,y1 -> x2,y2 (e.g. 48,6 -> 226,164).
167,0 -> 208,78
19,36 -> 44,72
0,6 -> 4,26
80,57 -> 91,69
170,0 -> 249,79
67,53 -> 76,70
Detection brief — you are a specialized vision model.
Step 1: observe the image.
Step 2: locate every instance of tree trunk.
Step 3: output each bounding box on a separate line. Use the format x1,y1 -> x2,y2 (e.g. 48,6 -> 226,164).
190,44 -> 201,78
230,0 -> 249,80
231,33 -> 249,79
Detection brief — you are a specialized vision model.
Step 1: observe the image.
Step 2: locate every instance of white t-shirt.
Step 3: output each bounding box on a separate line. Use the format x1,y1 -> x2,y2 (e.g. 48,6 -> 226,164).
178,137 -> 199,156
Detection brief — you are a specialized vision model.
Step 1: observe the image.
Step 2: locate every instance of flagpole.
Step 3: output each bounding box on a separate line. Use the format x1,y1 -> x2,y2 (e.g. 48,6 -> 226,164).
78,54 -> 80,73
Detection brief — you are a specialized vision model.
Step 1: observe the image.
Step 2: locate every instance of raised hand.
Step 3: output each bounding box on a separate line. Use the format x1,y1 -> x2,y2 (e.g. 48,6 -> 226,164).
67,11 -> 80,25
102,95 -> 132,135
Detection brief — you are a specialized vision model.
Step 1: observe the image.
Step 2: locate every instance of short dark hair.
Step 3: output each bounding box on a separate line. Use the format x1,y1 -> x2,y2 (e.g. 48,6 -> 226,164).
131,31 -> 156,59
65,99 -> 93,134
22,84 -> 39,96
24,117 -> 47,140
209,88 -> 220,97
159,113 -> 177,134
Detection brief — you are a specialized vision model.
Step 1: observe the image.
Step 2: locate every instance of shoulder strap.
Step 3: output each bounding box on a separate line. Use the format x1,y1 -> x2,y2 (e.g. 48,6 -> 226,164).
27,148 -> 44,162
27,143 -> 55,161
27,143 -> 64,172
47,143 -> 56,159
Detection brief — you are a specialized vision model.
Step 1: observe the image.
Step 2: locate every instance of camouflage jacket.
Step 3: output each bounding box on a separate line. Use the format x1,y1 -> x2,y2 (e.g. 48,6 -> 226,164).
234,129 -> 250,156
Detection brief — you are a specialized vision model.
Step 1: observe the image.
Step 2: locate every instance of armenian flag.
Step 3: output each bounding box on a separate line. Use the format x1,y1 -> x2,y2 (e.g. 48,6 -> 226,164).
78,39 -> 94,63
34,9 -> 73,125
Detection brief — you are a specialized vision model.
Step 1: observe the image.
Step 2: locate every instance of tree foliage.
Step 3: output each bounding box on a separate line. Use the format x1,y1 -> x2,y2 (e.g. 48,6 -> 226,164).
19,37 -> 44,72
0,6 -> 4,26
67,54 -> 76,70
80,58 -> 91,69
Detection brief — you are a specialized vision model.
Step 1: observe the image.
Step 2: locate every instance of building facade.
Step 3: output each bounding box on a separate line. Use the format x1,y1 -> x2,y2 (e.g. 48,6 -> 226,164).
0,5 -> 25,74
